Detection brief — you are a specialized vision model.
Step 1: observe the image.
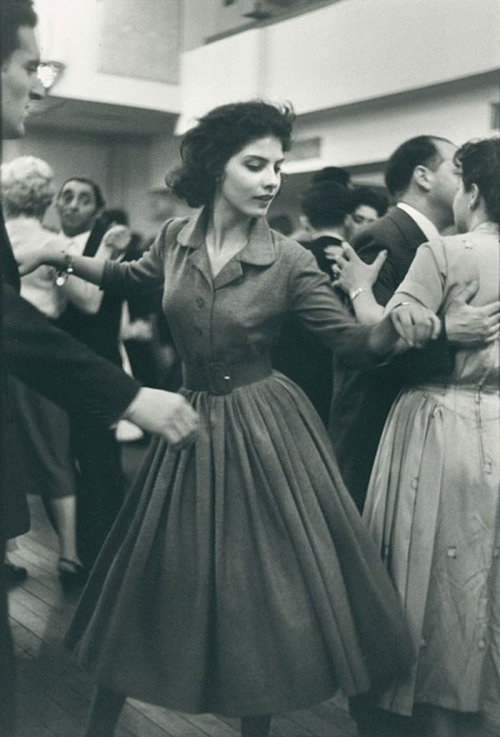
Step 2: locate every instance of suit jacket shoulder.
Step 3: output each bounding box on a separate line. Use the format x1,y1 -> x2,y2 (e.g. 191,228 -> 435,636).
352,207 -> 428,305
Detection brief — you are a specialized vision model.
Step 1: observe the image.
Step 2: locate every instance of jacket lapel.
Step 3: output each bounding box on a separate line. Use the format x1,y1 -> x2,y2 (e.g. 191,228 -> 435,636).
388,207 -> 428,251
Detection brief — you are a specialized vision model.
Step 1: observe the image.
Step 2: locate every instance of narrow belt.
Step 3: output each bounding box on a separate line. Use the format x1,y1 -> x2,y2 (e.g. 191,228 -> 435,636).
182,355 -> 272,395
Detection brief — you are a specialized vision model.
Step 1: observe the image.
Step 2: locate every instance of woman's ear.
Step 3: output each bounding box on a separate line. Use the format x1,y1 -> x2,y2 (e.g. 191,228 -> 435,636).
468,183 -> 480,210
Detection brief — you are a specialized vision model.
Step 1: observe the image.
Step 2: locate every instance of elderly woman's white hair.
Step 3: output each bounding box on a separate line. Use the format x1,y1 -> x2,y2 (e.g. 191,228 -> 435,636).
1,155 -> 56,219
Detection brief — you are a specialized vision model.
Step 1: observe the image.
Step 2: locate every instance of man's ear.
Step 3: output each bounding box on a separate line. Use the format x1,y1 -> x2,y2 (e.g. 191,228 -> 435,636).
413,165 -> 432,193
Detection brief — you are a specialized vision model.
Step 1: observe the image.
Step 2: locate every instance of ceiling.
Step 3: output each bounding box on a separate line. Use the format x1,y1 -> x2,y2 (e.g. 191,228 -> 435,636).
26,96 -> 177,138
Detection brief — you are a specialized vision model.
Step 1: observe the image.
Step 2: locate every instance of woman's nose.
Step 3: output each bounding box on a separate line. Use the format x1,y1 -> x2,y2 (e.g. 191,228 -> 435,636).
263,168 -> 279,189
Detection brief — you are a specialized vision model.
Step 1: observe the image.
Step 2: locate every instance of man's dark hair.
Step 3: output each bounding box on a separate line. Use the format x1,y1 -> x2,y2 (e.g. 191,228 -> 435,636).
349,186 -> 388,218
58,177 -> 106,211
1,0 -> 38,65
384,135 -> 452,198
300,182 -> 353,229
311,166 -> 351,188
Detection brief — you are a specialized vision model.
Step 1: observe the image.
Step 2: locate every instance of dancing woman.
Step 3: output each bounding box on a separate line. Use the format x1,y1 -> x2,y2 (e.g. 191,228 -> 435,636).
17,101 -> 439,737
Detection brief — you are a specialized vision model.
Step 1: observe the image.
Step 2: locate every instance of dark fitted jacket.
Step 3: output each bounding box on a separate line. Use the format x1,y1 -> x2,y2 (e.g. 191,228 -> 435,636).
0,209 -> 140,734
328,207 -> 453,511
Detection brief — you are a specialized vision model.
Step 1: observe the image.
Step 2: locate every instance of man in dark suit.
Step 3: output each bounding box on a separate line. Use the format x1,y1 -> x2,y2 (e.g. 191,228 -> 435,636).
272,180 -> 353,424
329,135 -> 500,520
0,4 -> 198,732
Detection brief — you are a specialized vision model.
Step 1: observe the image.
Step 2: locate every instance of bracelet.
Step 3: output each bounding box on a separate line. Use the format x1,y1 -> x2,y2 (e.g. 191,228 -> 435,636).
349,287 -> 365,302
55,253 -> 75,286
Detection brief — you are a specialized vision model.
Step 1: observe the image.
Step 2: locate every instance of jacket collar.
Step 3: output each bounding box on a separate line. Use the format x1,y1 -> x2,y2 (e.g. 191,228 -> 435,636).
177,208 -> 276,266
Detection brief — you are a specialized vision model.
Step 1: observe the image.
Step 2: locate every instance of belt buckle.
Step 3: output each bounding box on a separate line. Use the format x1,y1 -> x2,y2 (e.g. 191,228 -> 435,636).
208,362 -> 232,395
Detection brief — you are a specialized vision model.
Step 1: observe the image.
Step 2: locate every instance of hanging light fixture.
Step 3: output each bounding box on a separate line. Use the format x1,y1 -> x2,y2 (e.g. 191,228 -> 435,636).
243,1 -> 273,21
36,61 -> 65,91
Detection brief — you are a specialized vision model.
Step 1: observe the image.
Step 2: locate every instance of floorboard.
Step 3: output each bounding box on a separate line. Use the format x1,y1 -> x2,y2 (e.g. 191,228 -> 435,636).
7,442 -> 500,736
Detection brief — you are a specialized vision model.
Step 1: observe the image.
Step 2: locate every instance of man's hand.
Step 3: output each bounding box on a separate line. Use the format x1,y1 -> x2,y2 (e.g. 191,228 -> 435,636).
368,303 -> 441,356
445,280 -> 500,346
123,388 -> 199,448
100,224 -> 132,260
389,303 -> 441,349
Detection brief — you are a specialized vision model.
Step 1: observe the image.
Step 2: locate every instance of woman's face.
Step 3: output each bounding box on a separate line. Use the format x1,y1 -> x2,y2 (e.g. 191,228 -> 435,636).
215,136 -> 284,220
452,177 -> 472,233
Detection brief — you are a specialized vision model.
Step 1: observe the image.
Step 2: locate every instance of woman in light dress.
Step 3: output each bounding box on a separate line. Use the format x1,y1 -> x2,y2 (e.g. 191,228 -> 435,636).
1,156 -> 99,586
335,136 -> 500,736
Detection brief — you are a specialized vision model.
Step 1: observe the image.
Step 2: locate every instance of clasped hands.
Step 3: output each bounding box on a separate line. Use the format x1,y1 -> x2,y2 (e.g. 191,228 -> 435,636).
331,243 -> 500,347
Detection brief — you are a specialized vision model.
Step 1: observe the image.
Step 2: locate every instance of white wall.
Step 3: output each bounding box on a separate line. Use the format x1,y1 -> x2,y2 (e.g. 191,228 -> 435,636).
288,73 -> 499,173
180,0 -> 500,122
34,0 -> 181,112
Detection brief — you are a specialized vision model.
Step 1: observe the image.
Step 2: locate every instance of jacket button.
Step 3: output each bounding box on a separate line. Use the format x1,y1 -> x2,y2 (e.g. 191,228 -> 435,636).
194,327 -> 203,336
196,297 -> 205,308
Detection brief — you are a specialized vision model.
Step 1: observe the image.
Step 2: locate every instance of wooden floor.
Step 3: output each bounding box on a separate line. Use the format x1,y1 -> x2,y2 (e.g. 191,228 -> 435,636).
7,442 -> 358,737
7,442 -> 500,737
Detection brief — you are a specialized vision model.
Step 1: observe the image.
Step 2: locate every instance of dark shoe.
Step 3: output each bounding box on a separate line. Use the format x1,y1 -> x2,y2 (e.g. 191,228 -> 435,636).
4,561 -> 28,587
58,558 -> 89,590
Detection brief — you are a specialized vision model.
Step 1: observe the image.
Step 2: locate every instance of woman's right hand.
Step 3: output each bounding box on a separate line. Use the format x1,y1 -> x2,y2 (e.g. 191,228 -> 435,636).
15,243 -> 63,275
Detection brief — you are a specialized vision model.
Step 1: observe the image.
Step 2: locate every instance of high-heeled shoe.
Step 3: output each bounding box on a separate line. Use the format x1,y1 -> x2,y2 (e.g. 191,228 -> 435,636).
57,558 -> 89,589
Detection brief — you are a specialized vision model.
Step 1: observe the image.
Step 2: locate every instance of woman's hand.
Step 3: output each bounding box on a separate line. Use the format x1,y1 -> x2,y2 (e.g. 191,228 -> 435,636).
15,243 -> 63,276
332,244 -> 387,295
389,302 -> 441,348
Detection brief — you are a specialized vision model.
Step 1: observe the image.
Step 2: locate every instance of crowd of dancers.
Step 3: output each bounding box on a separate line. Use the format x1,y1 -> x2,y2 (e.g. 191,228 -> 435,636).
1,3 -> 500,737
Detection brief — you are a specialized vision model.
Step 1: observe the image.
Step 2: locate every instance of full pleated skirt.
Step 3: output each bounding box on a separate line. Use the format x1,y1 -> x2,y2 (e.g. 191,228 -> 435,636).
65,372 -> 413,716
363,384 -> 500,715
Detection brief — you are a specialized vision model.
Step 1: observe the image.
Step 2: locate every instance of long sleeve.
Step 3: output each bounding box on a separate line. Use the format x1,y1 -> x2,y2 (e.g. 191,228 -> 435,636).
386,240 -> 446,313
2,283 -> 140,426
288,246 -> 383,370
100,223 -> 169,298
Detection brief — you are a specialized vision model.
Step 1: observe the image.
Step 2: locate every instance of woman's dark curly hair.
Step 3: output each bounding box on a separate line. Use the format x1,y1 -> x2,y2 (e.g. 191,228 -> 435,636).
454,136 -> 500,226
168,100 -> 295,208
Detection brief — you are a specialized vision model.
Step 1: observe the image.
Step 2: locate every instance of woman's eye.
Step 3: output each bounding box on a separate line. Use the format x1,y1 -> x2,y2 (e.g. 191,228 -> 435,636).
246,163 -> 262,172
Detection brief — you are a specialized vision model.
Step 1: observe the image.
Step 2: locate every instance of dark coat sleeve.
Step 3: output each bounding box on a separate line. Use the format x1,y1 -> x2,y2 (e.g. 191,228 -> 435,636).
2,283 -> 141,426
354,230 -> 409,307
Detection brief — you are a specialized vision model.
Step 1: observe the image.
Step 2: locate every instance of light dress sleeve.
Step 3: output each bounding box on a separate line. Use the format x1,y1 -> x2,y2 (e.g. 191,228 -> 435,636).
385,239 -> 447,314
287,243 -> 383,370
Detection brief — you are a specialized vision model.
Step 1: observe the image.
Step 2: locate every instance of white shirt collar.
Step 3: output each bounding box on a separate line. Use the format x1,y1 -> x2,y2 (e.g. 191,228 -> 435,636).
60,230 -> 91,254
396,203 -> 440,241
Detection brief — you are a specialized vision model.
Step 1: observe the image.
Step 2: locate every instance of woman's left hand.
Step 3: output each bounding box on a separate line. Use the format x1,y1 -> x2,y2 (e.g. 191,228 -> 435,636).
331,243 -> 387,294
389,302 -> 441,348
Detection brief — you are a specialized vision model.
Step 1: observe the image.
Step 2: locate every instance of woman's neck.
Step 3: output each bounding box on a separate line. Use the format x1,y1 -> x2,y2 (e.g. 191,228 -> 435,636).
469,203 -> 493,232
207,204 -> 253,252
